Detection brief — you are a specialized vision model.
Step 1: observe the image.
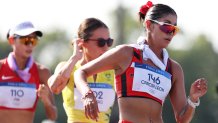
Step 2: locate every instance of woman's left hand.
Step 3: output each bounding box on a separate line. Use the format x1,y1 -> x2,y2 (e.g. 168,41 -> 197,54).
189,78 -> 208,101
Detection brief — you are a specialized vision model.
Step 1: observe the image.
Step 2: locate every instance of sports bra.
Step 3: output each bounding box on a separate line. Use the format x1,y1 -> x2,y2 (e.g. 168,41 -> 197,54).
115,47 -> 172,104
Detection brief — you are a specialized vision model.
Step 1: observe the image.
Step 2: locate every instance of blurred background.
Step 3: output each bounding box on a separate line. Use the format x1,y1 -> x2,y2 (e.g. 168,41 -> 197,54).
1,0 -> 218,123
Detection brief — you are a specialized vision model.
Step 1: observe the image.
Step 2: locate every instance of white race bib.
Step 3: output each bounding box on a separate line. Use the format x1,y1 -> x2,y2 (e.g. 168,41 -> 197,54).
132,62 -> 171,101
0,82 -> 37,109
74,83 -> 115,112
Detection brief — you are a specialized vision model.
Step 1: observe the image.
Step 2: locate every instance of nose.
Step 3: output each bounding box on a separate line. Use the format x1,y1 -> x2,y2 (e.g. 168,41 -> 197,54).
25,41 -> 34,46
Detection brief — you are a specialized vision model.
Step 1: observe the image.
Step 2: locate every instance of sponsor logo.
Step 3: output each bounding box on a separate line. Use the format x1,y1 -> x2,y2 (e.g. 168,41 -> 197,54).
2,75 -> 14,80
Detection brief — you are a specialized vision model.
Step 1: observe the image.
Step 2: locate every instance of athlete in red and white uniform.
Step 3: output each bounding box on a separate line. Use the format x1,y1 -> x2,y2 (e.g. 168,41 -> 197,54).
116,48 -> 172,105
74,1 -> 207,123
0,58 -> 40,111
0,21 -> 57,123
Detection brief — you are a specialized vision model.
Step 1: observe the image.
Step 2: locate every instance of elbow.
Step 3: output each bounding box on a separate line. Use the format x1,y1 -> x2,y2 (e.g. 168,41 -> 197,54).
47,76 -> 55,90
48,114 -> 57,121
176,119 -> 190,123
47,107 -> 58,121
48,76 -> 61,94
175,115 -> 181,123
52,89 -> 61,95
175,115 -> 191,123
175,113 -> 184,123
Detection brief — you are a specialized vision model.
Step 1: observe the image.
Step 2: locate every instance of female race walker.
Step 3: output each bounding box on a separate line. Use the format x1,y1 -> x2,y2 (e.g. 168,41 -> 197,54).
48,18 -> 115,123
0,21 -> 57,123
74,1 -> 207,123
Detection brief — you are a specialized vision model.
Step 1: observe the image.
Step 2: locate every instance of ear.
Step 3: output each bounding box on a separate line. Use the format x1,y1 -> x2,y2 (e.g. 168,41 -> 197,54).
78,38 -> 84,47
8,37 -> 14,45
144,20 -> 152,31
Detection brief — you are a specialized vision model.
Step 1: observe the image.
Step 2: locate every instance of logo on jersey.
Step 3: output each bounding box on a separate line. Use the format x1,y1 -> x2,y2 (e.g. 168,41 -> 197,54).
1,75 -> 14,80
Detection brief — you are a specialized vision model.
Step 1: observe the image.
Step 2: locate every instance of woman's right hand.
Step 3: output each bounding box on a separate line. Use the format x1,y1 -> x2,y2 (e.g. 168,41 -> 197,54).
82,90 -> 99,121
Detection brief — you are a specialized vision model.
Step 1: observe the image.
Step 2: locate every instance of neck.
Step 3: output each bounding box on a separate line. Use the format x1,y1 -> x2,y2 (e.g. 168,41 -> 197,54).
13,54 -> 29,70
149,46 -> 163,60
146,40 -> 163,60
80,55 -> 95,66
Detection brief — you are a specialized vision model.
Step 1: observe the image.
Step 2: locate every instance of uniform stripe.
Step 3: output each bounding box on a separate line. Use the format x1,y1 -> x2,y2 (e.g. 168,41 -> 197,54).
121,73 -> 127,97
133,50 -> 140,60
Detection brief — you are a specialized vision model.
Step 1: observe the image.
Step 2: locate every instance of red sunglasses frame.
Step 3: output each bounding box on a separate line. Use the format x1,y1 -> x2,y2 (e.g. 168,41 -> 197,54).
148,19 -> 179,36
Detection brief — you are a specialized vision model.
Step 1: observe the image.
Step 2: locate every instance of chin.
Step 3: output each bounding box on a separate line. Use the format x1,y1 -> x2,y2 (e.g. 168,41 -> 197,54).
24,53 -> 32,58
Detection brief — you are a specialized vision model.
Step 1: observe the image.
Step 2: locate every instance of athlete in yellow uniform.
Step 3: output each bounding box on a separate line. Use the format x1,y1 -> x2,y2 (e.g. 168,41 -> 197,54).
48,18 -> 115,123
63,63 -> 115,122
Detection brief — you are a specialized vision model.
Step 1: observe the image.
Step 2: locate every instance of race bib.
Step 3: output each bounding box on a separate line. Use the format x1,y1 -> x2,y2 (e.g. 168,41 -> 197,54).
132,62 -> 171,101
74,83 -> 115,112
0,82 -> 37,109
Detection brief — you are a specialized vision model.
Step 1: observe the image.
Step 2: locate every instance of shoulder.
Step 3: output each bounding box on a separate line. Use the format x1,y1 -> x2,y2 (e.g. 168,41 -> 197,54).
109,44 -> 135,71
169,59 -> 184,82
35,62 -> 50,74
114,44 -> 134,51
170,59 -> 183,72
111,44 -> 134,57
35,62 -> 51,84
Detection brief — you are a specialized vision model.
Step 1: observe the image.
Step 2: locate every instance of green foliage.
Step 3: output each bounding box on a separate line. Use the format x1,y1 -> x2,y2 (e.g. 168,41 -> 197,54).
34,28 -> 73,72
0,40 -> 12,59
164,34 -> 218,123
34,94 -> 67,123
110,4 -> 141,45
33,28 -> 71,123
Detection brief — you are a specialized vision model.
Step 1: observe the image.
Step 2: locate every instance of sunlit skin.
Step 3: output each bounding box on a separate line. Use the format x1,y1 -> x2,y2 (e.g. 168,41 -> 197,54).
81,28 -> 111,64
11,34 -> 36,69
48,27 -> 112,123
48,27 -> 111,95
147,14 -> 177,56
74,14 -> 207,123
0,32 -> 57,123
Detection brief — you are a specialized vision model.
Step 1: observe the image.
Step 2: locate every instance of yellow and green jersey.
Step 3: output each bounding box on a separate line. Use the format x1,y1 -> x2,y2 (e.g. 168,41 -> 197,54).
62,63 -> 115,123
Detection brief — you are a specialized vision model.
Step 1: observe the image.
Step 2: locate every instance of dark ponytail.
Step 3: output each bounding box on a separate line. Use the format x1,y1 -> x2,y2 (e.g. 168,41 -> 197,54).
139,1 -> 177,22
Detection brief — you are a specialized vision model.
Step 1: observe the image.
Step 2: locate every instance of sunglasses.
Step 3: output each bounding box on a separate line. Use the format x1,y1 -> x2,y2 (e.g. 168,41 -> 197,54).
14,35 -> 39,46
149,19 -> 179,36
87,38 -> 114,47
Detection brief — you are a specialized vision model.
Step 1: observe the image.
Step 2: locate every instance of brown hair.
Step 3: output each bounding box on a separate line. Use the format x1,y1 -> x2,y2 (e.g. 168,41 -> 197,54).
77,18 -> 108,41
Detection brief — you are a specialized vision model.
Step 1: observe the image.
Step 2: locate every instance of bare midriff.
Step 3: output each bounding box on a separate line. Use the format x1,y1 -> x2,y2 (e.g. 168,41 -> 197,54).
0,110 -> 35,123
118,97 -> 163,123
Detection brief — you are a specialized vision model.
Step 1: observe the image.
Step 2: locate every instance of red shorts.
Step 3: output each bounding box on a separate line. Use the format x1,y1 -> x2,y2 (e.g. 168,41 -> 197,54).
118,120 -> 132,123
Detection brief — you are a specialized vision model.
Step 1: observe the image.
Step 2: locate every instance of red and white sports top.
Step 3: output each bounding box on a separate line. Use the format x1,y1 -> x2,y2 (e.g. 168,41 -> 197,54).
115,48 -> 172,105
0,59 -> 40,112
